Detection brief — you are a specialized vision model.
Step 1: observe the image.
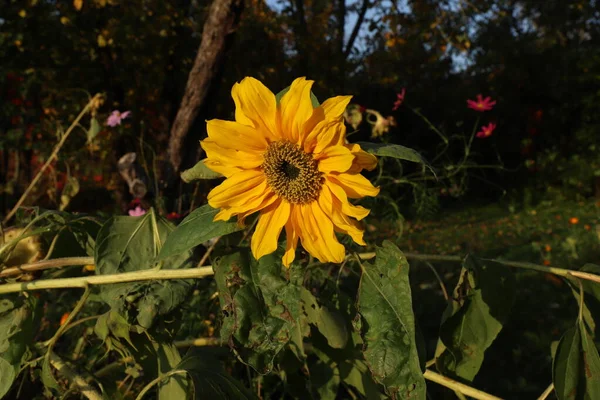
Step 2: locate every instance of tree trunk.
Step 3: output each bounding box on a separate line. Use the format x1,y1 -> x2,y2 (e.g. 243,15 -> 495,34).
167,0 -> 244,173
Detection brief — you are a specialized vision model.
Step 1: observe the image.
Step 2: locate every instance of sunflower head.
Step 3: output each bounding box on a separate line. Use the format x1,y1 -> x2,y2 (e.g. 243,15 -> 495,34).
201,77 -> 379,266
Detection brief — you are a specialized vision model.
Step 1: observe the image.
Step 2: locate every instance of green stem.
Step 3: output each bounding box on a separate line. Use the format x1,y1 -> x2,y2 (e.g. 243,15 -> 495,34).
408,106 -> 449,145
424,370 -> 503,400
0,256 -> 94,278
135,370 -> 188,400
0,266 -> 214,294
47,351 -> 103,400
536,383 -> 554,400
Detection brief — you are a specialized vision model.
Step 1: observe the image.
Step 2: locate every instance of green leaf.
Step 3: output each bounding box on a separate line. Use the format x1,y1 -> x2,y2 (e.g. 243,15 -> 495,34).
0,297 -> 38,399
213,247 -> 303,373
300,288 -> 348,349
356,142 -> 434,174
356,241 -> 426,398
156,343 -> 188,400
94,209 -> 194,329
275,86 -> 320,108
579,264 -> 600,302
553,320 -> 600,400
339,359 -> 387,400
0,358 -> 15,399
158,204 -> 243,260
435,255 -> 516,382
177,352 -> 258,399
95,209 -> 167,274
41,358 -> 61,393
94,310 -> 135,348
310,355 -> 340,400
181,159 -> 223,182
88,117 -> 101,142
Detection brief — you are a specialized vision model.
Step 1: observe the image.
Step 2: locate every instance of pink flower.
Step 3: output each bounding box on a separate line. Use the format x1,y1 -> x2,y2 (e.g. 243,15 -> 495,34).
106,110 -> 131,127
128,206 -> 146,217
467,94 -> 496,112
476,122 -> 496,138
392,88 -> 406,111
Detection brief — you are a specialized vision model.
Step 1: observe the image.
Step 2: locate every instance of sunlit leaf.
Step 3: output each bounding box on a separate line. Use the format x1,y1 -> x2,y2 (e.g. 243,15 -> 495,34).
158,204 -> 243,260
356,241 -> 426,398
435,255 -> 516,381
339,359 -> 387,400
356,142 -> 434,174
300,288 -> 348,349
157,342 -> 188,400
94,209 -> 193,329
87,117 -> 101,143
181,159 -> 223,182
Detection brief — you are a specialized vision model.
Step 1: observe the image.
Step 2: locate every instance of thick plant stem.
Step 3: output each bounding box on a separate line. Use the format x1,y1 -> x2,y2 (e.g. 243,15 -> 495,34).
2,94 -> 102,224
0,256 -> 94,278
0,266 -> 213,294
48,351 -> 103,400
2,250 -> 599,295
424,370 -> 503,400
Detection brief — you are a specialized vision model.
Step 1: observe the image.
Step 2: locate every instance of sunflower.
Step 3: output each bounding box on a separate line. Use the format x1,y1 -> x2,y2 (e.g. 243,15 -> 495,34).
201,77 -> 379,266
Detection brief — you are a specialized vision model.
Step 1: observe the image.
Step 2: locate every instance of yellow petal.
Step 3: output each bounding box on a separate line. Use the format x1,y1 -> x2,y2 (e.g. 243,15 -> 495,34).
279,77 -> 314,143
321,95 -> 352,120
316,145 -> 355,173
328,173 -> 380,199
203,159 -> 242,177
251,198 -> 291,260
325,179 -> 371,220
231,77 -> 279,140
307,202 -> 345,263
215,187 -> 274,222
346,144 -> 378,172
300,106 -> 325,144
292,204 -> 325,261
201,139 -> 264,170
292,203 -> 345,263
318,185 -> 365,245
237,192 -> 278,225
282,214 -> 299,267
208,170 -> 265,209
207,119 -> 268,151
304,119 -> 345,154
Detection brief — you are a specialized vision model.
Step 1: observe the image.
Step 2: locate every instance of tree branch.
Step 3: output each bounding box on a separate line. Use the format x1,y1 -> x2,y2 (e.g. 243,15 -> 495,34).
168,0 -> 244,172
343,0 -> 370,59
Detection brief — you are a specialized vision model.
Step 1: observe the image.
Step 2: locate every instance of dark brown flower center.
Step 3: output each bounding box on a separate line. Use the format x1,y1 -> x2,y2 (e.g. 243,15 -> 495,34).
262,141 -> 323,204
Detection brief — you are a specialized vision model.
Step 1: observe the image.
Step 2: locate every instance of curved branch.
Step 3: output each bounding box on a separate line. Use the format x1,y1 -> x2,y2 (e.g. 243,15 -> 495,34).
168,0 -> 244,172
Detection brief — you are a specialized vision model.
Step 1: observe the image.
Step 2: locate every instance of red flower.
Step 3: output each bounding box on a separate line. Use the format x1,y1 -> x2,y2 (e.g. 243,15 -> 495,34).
392,88 -> 406,111
129,198 -> 142,207
467,94 -> 496,112
93,174 -> 103,183
166,212 -> 182,220
476,122 -> 496,138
